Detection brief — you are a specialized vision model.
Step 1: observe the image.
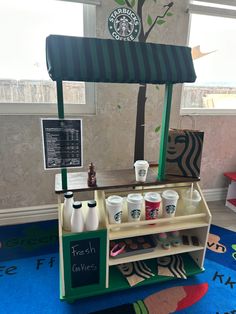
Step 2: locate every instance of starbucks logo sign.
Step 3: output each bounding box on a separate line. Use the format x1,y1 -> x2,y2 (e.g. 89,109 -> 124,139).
108,7 -> 141,41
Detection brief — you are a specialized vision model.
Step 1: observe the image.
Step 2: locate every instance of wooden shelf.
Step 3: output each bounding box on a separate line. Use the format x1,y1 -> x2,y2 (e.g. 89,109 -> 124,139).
108,217 -> 208,240
100,183 -> 211,240
108,253 -> 203,292
109,244 -> 204,266
55,167 -> 199,193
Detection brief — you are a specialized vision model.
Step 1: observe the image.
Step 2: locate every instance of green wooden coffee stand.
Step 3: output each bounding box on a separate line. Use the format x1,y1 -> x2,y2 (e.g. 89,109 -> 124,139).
45,35 -> 207,303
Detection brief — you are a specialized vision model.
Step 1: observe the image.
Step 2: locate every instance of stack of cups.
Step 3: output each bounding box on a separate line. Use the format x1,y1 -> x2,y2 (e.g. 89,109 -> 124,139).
134,160 -> 149,182
106,195 -> 123,225
162,190 -> 179,218
127,193 -> 143,222
144,192 -> 162,220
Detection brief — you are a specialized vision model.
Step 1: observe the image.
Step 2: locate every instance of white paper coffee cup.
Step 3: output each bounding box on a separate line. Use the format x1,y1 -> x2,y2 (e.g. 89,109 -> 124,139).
144,192 -> 162,220
134,160 -> 149,182
127,193 -> 143,222
106,195 -> 123,224
162,190 -> 179,218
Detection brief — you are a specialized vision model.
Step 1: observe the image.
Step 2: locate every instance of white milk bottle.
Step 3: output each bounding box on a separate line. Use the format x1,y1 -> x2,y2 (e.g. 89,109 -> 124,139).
63,191 -> 74,231
85,200 -> 99,231
71,201 -> 84,233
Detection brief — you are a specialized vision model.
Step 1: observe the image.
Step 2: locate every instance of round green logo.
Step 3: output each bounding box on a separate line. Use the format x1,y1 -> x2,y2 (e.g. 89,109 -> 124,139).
108,7 -> 141,41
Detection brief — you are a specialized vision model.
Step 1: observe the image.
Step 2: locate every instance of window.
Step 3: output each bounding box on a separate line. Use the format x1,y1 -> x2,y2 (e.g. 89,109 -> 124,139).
181,0 -> 236,115
0,0 -> 97,115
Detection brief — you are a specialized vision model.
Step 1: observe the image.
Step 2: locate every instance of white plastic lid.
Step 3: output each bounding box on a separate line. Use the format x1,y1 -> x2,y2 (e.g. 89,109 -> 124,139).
127,193 -> 143,203
107,195 -> 123,205
162,190 -> 179,200
144,192 -> 161,202
134,160 -> 149,167
184,189 -> 202,202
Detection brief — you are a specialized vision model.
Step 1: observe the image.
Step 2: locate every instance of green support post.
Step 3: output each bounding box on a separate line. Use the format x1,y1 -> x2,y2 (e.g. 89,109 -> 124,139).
56,80 -> 68,190
158,83 -> 173,181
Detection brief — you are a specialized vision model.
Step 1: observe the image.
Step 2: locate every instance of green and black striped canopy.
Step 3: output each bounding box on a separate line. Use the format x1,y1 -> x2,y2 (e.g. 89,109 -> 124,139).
46,35 -> 196,84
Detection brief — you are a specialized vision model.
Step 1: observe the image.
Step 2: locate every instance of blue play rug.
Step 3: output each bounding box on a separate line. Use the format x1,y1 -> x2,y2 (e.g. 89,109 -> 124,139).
0,222 -> 236,313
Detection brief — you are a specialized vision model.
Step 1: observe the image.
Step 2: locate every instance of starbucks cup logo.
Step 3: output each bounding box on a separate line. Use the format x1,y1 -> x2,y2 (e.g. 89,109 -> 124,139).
131,209 -> 141,219
114,211 -> 122,222
138,169 -> 146,177
166,204 -> 176,214
148,207 -> 157,219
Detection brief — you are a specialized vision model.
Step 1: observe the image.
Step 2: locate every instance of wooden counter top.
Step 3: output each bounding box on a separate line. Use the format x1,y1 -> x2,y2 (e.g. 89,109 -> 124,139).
55,167 -> 199,193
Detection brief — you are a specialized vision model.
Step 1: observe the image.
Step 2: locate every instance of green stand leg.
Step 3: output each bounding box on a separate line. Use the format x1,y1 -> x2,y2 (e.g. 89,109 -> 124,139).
157,83 -> 173,181
61,168 -> 68,191
56,81 -> 65,119
56,80 -> 67,190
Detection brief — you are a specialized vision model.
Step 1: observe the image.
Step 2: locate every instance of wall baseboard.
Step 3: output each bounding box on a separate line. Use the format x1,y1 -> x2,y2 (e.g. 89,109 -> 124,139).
202,187 -> 227,202
0,188 -> 228,226
0,204 -> 58,226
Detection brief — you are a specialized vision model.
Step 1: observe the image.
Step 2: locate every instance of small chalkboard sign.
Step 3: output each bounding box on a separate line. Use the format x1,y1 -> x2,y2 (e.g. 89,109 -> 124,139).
70,238 -> 100,288
41,119 -> 83,169
62,229 -> 107,297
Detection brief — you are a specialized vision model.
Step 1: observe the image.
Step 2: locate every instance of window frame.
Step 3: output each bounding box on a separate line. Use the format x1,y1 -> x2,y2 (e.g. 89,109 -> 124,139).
0,1 -> 97,116
181,0 -> 236,116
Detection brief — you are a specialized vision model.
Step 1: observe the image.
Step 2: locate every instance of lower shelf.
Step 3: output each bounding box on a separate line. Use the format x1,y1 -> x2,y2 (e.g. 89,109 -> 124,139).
108,253 -> 203,292
60,253 -> 204,302
109,243 -> 204,266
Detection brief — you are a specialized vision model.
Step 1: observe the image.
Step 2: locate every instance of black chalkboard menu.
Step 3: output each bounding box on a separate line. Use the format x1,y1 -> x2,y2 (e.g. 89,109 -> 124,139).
70,238 -> 100,288
41,119 -> 82,169
62,229 -> 107,297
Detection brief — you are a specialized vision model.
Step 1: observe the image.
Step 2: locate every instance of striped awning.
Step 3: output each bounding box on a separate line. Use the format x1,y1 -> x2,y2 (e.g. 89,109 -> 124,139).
46,35 -> 196,84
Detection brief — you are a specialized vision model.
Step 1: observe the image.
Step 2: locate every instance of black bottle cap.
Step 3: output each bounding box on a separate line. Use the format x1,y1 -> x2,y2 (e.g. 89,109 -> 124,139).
73,201 -> 82,209
88,200 -> 97,208
64,191 -> 73,199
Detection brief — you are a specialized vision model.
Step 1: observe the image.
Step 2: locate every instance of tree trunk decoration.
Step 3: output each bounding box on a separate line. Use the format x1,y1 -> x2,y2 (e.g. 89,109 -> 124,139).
114,0 -> 174,162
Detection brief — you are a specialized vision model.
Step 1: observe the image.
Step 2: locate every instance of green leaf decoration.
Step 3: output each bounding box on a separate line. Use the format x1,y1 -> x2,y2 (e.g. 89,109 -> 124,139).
115,0 -> 125,5
155,125 -> 161,133
147,15 -> 153,26
156,19 -> 166,25
232,244 -> 236,250
167,12 -> 173,16
130,0 -> 136,7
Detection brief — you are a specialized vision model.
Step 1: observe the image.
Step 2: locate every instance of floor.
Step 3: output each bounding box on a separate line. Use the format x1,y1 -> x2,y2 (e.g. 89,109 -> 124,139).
208,200 -> 236,231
